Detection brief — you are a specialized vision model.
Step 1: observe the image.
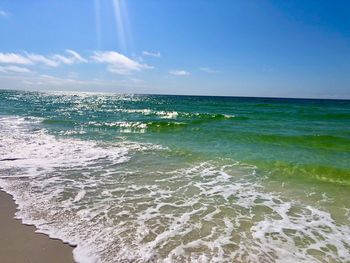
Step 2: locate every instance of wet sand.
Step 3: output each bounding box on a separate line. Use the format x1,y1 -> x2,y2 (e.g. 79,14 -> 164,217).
0,190 -> 75,263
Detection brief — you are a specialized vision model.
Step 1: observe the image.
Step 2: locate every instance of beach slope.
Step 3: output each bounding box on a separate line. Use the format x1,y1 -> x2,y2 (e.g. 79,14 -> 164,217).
0,190 -> 74,263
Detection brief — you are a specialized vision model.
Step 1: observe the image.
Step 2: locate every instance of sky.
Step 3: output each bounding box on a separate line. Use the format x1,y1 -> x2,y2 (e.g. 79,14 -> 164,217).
0,0 -> 349,99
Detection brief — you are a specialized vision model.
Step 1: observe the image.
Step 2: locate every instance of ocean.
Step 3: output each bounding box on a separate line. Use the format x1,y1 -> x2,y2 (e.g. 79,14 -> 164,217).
0,89 -> 349,262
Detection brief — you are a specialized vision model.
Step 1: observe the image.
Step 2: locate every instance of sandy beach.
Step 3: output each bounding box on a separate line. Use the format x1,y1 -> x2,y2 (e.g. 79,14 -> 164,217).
0,190 -> 74,263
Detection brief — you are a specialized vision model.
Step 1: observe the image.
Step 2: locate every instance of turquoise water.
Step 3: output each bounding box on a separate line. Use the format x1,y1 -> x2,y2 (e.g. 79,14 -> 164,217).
0,89 -> 349,262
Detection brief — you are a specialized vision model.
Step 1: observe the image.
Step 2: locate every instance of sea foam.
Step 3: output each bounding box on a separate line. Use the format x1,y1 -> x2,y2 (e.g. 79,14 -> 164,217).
1,116 -> 350,263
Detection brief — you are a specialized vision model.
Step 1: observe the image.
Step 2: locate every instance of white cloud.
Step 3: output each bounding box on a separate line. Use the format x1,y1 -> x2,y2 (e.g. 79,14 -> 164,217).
0,10 -> 7,17
51,54 -> 72,65
0,50 -> 87,68
65,49 -> 88,63
200,67 -> 218,74
52,49 -> 88,65
0,53 -> 32,65
0,50 -> 153,78
28,50 -> 87,67
169,70 -> 190,76
0,65 -> 32,73
92,51 -> 152,75
142,51 -> 161,58
25,53 -> 59,67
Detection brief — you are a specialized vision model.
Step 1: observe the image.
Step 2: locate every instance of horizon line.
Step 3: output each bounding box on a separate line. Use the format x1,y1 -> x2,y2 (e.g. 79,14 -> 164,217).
1,88 -> 349,101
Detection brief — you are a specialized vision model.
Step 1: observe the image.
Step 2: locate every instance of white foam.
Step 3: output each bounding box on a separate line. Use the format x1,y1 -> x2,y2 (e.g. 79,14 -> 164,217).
1,116 -> 350,263
87,121 -> 148,133
115,108 -> 178,119
73,189 -> 86,203
115,108 -> 235,120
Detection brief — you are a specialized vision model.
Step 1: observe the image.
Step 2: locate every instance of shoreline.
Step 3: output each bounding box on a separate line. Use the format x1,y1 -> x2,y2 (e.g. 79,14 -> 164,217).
0,189 -> 75,263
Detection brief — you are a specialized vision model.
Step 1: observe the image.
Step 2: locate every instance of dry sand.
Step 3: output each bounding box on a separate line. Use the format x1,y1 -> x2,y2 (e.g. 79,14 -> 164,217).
0,190 -> 75,263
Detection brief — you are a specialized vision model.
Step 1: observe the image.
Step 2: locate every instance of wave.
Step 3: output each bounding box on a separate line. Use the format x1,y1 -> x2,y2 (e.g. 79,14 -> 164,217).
39,110 -> 240,133
0,116 -> 167,262
1,139 -> 350,263
115,108 -> 237,121
146,121 -> 188,129
182,112 -> 235,120
1,115 -> 349,262
85,121 -> 187,133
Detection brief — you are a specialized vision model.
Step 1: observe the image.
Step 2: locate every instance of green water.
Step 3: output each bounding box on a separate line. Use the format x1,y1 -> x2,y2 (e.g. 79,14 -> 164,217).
0,89 -> 349,262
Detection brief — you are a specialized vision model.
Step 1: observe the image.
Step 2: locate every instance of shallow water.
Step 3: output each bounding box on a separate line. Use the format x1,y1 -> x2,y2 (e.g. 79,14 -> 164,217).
0,90 -> 349,262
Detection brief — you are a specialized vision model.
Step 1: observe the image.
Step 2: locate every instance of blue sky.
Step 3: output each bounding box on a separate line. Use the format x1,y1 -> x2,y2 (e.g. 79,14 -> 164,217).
0,0 -> 349,98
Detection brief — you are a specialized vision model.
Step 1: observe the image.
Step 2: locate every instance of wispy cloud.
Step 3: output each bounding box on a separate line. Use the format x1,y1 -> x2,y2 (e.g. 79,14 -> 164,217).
0,53 -> 33,65
25,53 -> 59,67
142,51 -> 161,58
200,67 -> 218,74
27,50 -> 87,67
92,51 -> 152,75
0,50 -> 87,67
169,70 -> 190,76
0,50 -> 151,76
0,49 -> 153,78
65,49 -> 88,63
52,49 -> 88,65
0,65 -> 32,73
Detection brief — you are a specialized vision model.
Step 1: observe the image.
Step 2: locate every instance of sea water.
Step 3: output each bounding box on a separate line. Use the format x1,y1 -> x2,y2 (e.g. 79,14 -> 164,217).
0,89 -> 349,262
